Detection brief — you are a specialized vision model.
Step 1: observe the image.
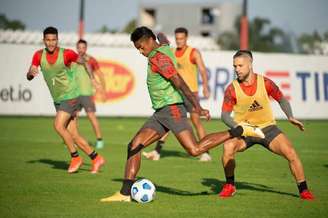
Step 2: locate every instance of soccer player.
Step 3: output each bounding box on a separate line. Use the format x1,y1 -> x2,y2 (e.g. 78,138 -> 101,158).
143,27 -> 212,162
75,39 -> 106,149
100,27 -> 264,202
219,50 -> 314,200
26,26 -> 105,174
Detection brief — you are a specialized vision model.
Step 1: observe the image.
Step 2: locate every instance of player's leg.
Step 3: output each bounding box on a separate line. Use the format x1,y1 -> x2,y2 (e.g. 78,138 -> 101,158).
67,115 -> 105,173
54,110 -> 84,173
190,111 -> 212,162
101,116 -> 166,202
81,96 -> 104,149
219,138 -> 247,197
268,133 -> 314,200
86,111 -> 104,148
142,132 -> 169,160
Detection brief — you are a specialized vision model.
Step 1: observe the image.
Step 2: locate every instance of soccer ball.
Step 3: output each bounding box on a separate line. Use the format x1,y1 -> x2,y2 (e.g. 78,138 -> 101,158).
131,179 -> 156,203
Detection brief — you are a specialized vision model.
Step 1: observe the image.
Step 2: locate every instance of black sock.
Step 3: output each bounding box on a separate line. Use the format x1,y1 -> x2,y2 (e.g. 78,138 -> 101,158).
89,150 -> 98,160
120,179 -> 134,196
297,181 -> 308,193
70,151 -> 79,158
155,140 -> 164,154
228,126 -> 243,137
226,175 -> 235,185
97,138 -> 102,141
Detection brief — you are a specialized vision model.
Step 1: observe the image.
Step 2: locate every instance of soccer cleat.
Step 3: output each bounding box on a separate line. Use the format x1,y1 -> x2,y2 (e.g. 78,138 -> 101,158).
67,156 -> 83,173
95,140 -> 104,149
300,190 -> 315,200
199,152 -> 212,162
90,155 -> 105,174
100,192 -> 131,202
219,184 -> 236,198
142,150 -> 160,161
239,122 -> 265,138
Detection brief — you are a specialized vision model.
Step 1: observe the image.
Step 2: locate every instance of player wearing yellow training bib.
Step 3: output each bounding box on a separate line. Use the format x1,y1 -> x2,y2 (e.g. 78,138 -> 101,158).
219,50 -> 314,200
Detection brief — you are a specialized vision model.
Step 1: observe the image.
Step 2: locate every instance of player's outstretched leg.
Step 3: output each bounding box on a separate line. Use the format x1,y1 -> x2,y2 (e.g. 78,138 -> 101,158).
67,115 -> 105,174
268,134 -> 314,200
142,132 -> 169,161
101,128 -> 162,202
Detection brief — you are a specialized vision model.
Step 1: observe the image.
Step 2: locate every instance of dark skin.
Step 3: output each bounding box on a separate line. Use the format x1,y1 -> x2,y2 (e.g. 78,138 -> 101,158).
123,36 -> 232,181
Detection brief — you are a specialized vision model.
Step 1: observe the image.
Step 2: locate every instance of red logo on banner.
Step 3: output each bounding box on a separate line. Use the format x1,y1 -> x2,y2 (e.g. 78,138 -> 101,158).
265,71 -> 291,100
94,60 -> 135,103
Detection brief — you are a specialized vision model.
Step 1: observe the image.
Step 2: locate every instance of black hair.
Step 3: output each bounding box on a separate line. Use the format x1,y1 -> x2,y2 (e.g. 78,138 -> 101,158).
174,27 -> 188,36
43,26 -> 58,37
130,26 -> 156,43
233,50 -> 253,60
77,39 -> 87,46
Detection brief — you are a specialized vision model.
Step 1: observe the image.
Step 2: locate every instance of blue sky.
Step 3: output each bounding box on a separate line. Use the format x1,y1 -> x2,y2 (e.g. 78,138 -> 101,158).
0,0 -> 327,36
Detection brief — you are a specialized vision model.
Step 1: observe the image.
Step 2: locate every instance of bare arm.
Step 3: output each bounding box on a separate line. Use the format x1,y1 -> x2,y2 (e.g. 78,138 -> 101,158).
170,73 -> 210,120
193,49 -> 210,98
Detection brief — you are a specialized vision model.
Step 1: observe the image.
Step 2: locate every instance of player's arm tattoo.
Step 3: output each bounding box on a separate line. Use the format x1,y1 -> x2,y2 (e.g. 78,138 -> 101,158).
170,74 -> 202,111
221,111 -> 238,128
278,97 -> 294,119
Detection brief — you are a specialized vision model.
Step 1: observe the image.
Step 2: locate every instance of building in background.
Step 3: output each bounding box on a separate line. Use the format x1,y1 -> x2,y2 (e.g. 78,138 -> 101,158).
138,2 -> 241,37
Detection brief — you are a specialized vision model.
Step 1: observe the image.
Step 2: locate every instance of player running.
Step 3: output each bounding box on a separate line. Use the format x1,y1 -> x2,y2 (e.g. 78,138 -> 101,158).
75,39 -> 106,149
26,26 -> 105,174
100,27 -> 264,202
143,27 -> 212,162
219,50 -> 314,200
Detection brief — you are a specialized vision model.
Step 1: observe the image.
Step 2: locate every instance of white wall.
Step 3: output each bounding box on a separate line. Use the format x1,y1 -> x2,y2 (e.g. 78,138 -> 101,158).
1,43 -> 328,119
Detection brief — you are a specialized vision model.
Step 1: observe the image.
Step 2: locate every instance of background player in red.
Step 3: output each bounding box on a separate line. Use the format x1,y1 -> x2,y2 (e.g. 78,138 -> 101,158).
26,26 -> 105,174
219,50 -> 314,200
75,39 -> 106,149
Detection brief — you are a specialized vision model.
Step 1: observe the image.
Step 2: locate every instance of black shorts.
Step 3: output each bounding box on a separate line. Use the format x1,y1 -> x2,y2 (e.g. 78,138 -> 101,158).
141,104 -> 193,135
54,98 -> 82,116
79,96 -> 96,112
181,92 -> 199,113
243,125 -> 282,150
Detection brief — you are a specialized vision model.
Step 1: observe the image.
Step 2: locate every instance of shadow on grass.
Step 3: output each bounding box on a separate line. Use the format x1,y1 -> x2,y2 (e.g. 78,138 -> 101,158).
324,164 -> 328,168
112,178 -> 209,196
27,159 -> 89,171
201,178 -> 299,198
112,178 -> 299,198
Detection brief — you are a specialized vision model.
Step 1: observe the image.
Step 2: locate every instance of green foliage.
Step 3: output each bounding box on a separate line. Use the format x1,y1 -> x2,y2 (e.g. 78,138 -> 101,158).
122,19 -> 137,34
297,31 -> 328,54
0,14 -> 25,30
217,16 -> 293,53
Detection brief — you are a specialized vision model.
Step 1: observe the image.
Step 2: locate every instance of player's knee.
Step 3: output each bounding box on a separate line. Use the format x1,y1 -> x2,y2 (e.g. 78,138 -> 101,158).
53,121 -> 65,133
186,147 -> 200,157
223,141 -> 237,157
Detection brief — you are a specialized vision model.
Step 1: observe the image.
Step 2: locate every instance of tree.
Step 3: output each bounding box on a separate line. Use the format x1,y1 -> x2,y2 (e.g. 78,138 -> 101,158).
297,31 -> 327,55
97,25 -> 117,33
122,19 -> 137,34
217,16 -> 293,53
0,14 -> 25,30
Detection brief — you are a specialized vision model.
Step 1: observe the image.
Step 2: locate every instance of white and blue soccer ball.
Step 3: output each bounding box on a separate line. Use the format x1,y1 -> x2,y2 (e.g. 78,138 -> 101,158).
131,179 -> 156,203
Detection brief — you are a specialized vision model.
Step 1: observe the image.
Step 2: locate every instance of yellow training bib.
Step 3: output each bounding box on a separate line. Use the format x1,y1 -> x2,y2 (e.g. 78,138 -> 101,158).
233,75 -> 276,128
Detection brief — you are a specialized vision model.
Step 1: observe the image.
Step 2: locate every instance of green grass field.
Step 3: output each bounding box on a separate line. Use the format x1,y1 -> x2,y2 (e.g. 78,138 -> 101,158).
0,116 -> 327,218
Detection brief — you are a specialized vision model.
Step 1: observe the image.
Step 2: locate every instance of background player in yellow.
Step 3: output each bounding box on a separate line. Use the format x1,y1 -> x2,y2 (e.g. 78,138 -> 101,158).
219,50 -> 314,200
75,39 -> 106,149
26,27 -> 105,174
143,27 -> 212,162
